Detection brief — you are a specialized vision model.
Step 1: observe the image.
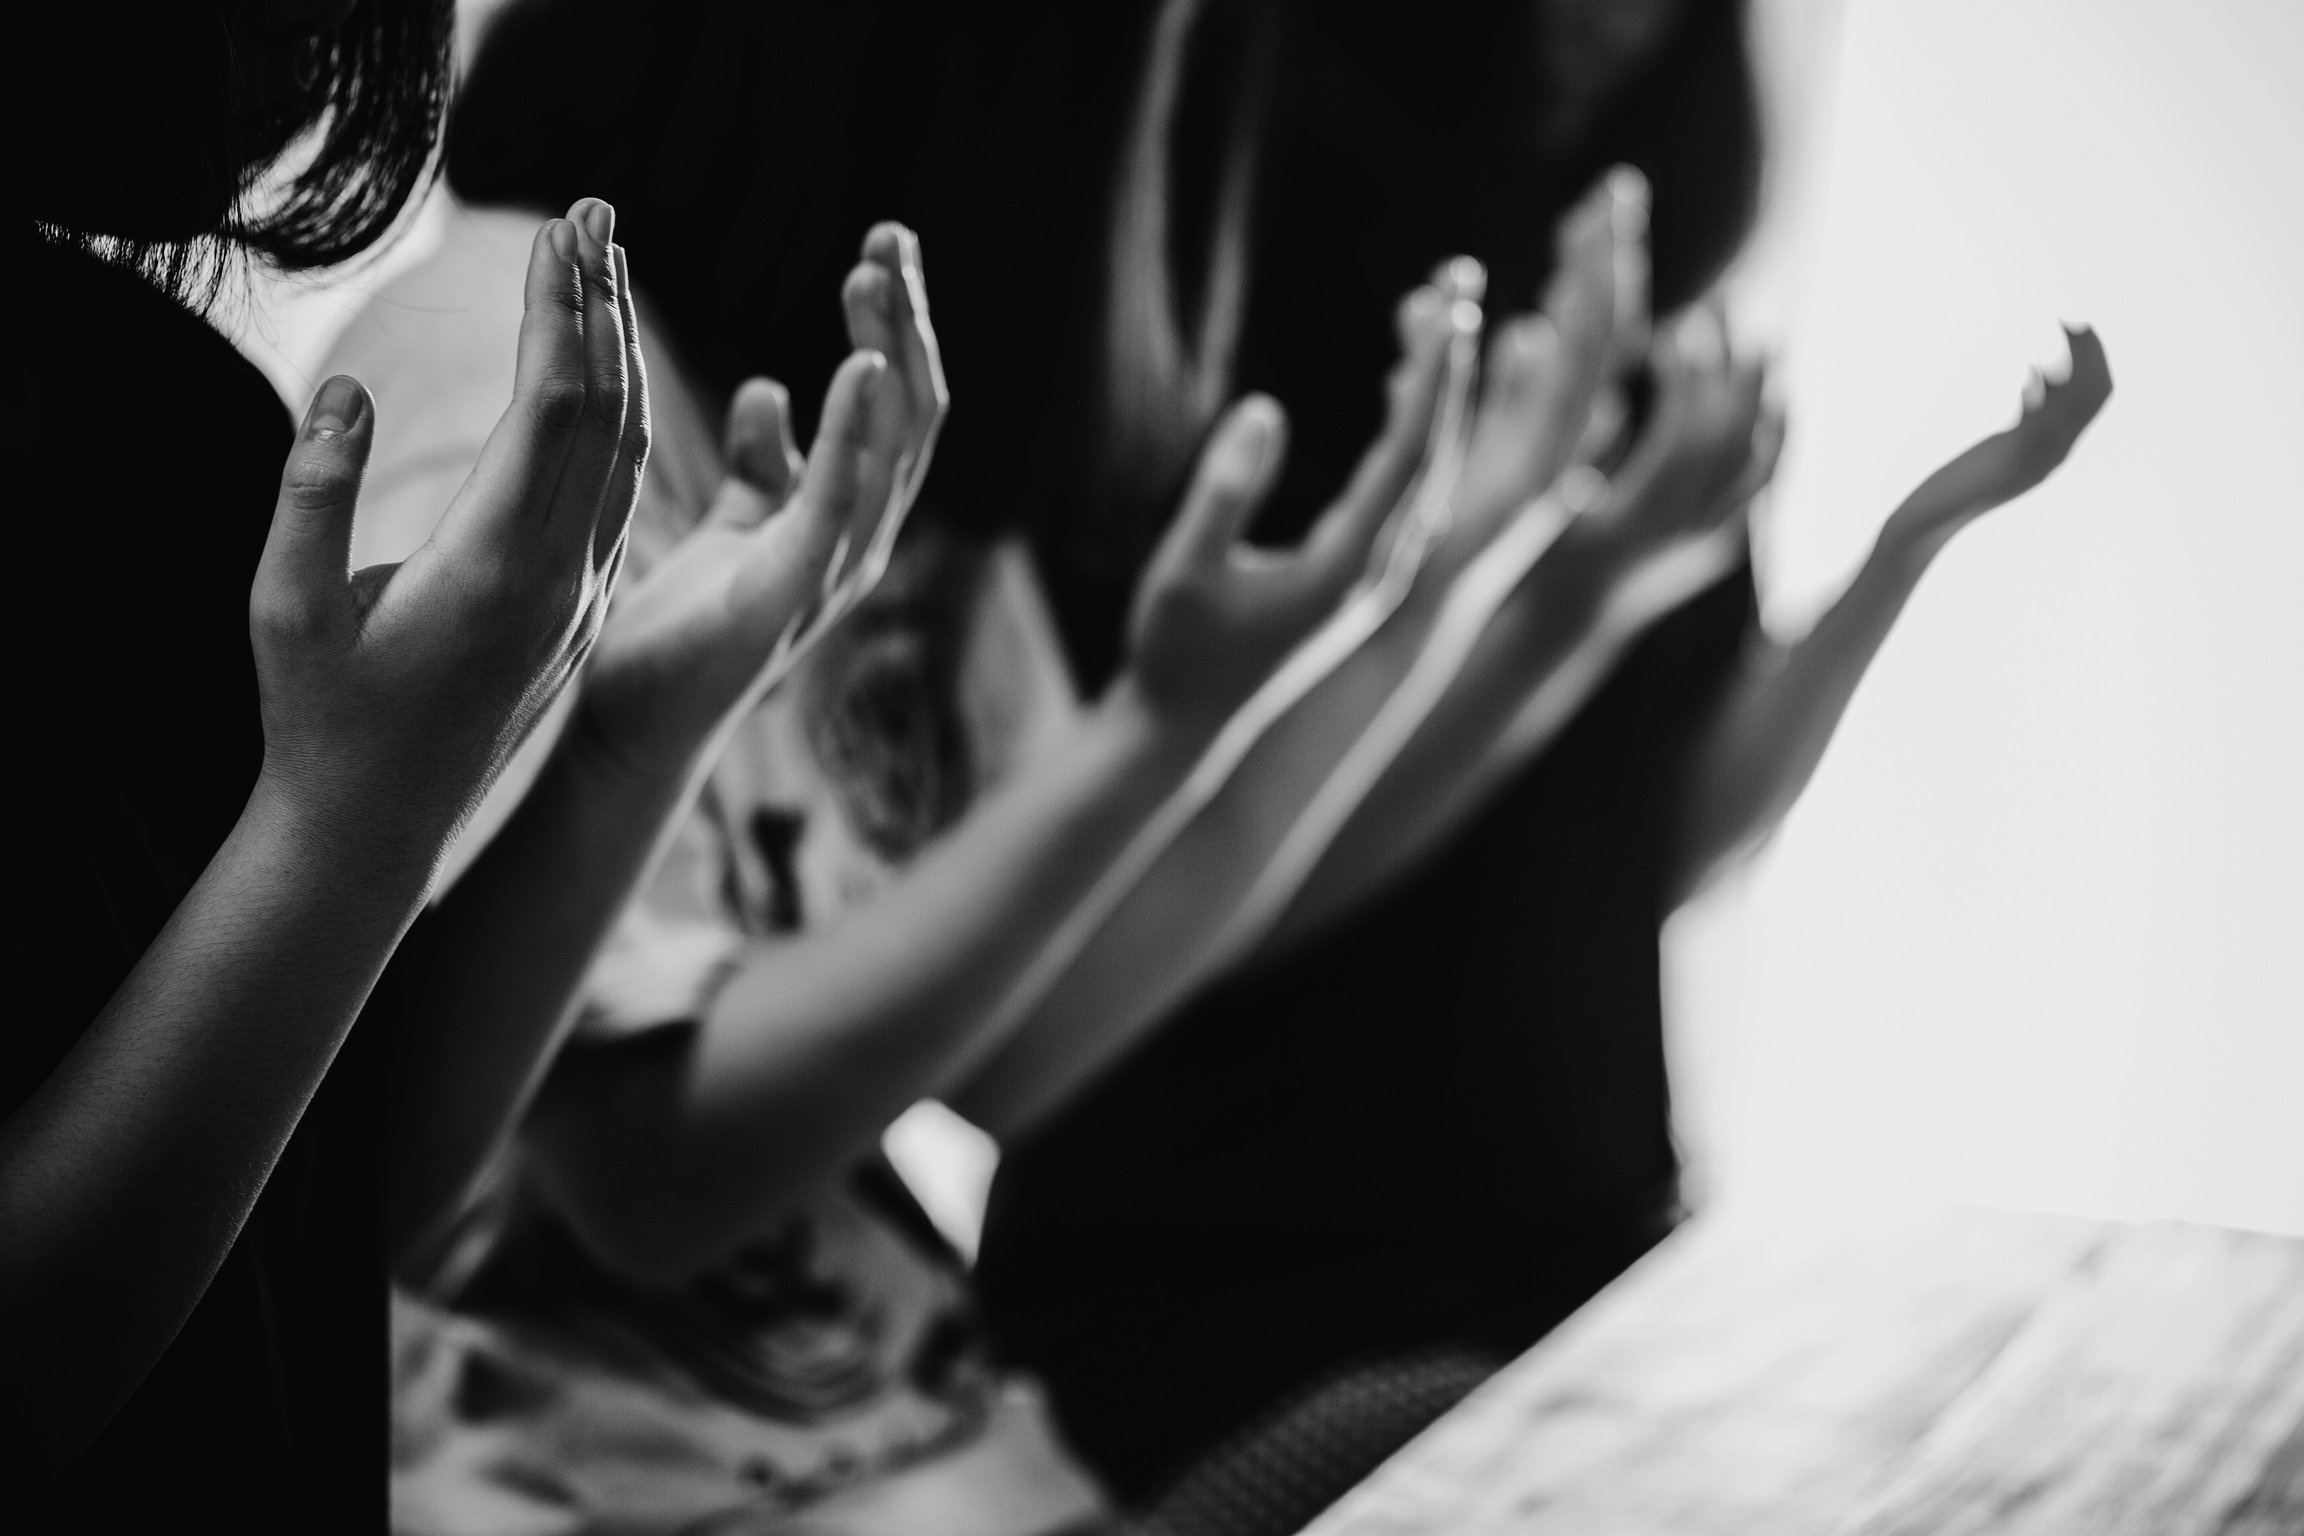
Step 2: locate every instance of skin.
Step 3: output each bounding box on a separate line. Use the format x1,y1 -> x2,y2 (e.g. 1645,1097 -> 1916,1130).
965,209 -> 2113,1139
384,220 -> 947,1270
956,170 -> 1781,1136
1670,325 -> 2114,902
515,171 -> 1755,1275
2,201 -> 643,1489
523,270 -> 1461,1282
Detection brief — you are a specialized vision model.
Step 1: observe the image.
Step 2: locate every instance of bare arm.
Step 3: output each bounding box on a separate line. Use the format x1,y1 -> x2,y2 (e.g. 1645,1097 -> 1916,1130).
2,206 -> 640,1487
955,300 -> 1774,1140
949,171 -> 1739,1136
1667,326 -> 2113,906
524,677 -> 1196,1281
523,305 -> 1458,1282
384,225 -> 947,1272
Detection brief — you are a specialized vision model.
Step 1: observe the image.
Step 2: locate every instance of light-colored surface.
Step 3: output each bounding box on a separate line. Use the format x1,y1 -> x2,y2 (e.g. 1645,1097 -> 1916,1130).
1302,1203 -> 2304,1536
1677,0 -> 2304,1238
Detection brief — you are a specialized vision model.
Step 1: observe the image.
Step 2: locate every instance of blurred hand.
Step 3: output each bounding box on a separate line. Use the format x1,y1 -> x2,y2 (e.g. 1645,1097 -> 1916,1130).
575,223 -> 948,777
1880,325 -> 2113,559
1441,166 -> 1657,578
249,198 -> 645,858
1123,271 -> 1473,724
1447,164 -> 1777,627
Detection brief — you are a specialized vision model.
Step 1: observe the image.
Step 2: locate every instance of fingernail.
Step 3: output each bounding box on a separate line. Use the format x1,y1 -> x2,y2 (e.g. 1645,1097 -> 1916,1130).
549,219 -> 577,262
1445,256 -> 1487,304
306,375 -> 363,439
580,199 -> 615,247
1450,297 -> 1483,335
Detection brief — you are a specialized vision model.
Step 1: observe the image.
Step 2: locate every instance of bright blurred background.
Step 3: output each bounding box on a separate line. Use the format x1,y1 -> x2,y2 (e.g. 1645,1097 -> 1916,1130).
227,0 -> 2304,1249
1678,0 -> 2304,1237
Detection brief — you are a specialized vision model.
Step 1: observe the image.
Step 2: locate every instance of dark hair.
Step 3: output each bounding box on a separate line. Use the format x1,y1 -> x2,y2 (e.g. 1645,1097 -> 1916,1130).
21,0 -> 455,307
448,0 -> 1761,685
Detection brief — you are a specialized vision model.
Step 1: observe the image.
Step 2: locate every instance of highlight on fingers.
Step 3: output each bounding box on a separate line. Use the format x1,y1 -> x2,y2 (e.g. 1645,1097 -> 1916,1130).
512,216 -> 591,438
1340,280 -> 1460,524
594,240 -> 651,566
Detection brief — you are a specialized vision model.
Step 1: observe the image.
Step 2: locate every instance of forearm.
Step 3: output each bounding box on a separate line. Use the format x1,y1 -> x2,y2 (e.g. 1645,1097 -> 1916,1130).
951,547 -> 1544,1140
376,718 -> 698,1271
1668,524 -> 1934,904
526,682 -> 1201,1280
0,779 -> 436,1480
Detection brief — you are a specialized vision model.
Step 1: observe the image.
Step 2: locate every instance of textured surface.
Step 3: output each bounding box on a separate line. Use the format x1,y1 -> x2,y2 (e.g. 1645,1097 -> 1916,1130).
1301,1204 -> 2304,1536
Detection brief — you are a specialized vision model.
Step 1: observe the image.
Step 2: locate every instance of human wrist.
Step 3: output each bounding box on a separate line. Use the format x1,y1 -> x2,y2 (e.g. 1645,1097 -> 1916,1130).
241,761 -> 450,901
1874,509 -> 1959,577
560,691 -> 717,803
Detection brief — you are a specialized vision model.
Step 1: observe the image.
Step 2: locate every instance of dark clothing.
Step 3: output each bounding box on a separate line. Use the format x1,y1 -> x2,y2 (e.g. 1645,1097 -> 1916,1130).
6,237 -> 383,1532
978,563 -> 1754,1497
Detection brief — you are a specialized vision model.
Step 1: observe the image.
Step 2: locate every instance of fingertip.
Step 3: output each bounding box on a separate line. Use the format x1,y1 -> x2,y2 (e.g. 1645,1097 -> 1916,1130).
303,374 -> 372,441
834,349 -> 891,438
862,221 -> 906,265
1216,393 -> 1287,489
568,197 -> 616,250
543,217 -> 577,265
726,375 -> 786,447
1247,393 -> 1290,470
1397,284 -> 1445,351
845,261 -> 892,307
1606,164 -> 1651,236
1443,255 -> 1487,306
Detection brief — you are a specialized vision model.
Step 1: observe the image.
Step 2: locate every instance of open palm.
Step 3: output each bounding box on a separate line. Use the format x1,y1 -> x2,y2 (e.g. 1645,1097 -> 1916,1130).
577,224 -> 947,775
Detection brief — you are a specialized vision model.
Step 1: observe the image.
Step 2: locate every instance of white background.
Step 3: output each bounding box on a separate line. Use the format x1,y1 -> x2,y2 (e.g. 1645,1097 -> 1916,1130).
1676,0 -> 2304,1238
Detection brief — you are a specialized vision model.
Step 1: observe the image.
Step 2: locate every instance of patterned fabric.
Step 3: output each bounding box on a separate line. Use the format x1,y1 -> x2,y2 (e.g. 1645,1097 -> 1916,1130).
351,205 -> 1100,1536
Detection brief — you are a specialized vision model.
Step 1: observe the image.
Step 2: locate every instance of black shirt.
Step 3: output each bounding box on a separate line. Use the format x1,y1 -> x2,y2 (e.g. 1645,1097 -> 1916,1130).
6,236 -> 383,1532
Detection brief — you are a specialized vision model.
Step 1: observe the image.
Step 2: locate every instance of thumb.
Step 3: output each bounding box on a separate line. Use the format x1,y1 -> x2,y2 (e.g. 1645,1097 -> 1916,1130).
707,377 -> 804,530
1158,396 -> 1287,576
258,375 -> 375,621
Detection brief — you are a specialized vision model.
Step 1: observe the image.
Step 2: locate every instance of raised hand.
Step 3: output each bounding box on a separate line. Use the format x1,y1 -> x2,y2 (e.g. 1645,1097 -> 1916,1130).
1125,268 -> 1472,723
573,222 -> 948,778
1583,308 -> 1778,583
1447,166 -> 1654,567
250,198 -> 645,861
1881,325 -> 2113,558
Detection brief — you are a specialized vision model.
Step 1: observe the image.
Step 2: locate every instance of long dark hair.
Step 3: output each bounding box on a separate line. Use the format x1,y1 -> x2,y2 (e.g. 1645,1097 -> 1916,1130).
447,0 -> 1761,684
20,0 -> 456,307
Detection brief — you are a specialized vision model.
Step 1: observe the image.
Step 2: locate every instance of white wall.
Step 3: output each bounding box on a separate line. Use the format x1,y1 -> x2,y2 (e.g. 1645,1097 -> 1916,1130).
1678,0 -> 2304,1237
